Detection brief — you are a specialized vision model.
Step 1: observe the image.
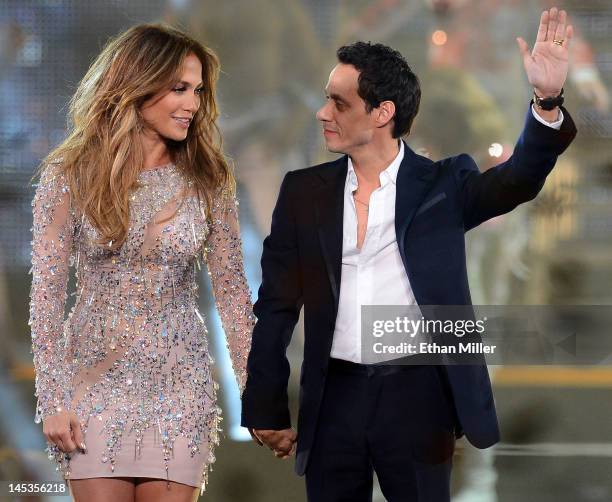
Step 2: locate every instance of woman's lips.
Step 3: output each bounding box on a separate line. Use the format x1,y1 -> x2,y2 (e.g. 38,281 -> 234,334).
172,117 -> 190,128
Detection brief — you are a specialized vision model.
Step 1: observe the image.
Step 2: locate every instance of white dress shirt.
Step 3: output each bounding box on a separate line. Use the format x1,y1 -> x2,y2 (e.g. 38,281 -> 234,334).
330,106 -> 563,363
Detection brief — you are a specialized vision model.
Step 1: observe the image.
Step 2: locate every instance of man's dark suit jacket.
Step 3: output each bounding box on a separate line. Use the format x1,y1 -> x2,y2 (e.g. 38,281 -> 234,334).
241,104 -> 577,476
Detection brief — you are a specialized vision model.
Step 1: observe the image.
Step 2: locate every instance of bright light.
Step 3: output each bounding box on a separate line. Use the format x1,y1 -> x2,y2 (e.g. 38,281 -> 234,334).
488,142 -> 504,158
431,30 -> 448,46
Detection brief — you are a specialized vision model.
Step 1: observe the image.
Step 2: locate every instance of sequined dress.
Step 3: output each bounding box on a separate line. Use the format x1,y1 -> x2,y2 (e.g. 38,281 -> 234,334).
29,161 -> 254,491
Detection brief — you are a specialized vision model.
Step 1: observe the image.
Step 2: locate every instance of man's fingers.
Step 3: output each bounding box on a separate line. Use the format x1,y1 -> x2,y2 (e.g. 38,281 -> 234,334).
252,428 -> 297,453
277,438 -> 293,452
546,7 -> 558,42
276,430 -> 297,451
554,10 -> 567,42
516,37 -> 530,58
267,436 -> 289,451
273,444 -> 293,458
536,10 -> 548,43
564,25 -> 574,48
274,440 -> 297,459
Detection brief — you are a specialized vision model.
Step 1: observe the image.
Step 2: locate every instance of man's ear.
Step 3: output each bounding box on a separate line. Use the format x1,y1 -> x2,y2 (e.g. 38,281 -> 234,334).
376,100 -> 396,129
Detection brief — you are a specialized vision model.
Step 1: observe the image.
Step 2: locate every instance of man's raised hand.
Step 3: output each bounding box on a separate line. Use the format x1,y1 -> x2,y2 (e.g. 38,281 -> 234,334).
517,7 -> 573,98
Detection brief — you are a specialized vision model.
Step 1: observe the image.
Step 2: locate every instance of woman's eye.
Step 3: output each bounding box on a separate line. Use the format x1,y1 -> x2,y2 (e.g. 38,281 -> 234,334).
174,87 -> 203,95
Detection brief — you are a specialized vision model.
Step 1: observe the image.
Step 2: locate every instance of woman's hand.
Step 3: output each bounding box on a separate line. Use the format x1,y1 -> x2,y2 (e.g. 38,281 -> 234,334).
42,408 -> 86,453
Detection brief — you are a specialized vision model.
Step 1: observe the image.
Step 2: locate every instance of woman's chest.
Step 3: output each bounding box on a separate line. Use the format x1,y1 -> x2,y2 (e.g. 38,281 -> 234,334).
75,180 -> 209,264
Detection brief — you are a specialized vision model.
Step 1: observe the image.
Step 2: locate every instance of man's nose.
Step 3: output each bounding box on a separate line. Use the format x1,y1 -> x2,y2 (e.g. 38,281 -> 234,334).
316,101 -> 331,122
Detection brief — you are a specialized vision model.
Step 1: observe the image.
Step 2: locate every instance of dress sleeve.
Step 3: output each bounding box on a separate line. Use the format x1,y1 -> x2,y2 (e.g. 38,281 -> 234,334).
204,189 -> 255,394
29,163 -> 74,423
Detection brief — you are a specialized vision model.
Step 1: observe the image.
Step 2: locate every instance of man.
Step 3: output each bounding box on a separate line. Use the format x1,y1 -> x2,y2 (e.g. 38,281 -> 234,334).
242,7 -> 577,501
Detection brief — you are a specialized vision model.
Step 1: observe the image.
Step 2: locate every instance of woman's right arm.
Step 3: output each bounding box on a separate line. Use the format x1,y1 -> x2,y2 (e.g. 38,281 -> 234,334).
29,163 -> 83,452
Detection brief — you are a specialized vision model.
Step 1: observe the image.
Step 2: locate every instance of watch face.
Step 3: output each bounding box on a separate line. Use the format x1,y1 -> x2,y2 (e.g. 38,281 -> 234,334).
543,97 -> 564,111
534,89 -> 564,110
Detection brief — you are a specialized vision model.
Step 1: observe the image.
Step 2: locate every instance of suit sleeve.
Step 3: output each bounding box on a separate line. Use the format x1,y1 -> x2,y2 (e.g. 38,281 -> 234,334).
241,171 -> 303,430
455,103 -> 577,232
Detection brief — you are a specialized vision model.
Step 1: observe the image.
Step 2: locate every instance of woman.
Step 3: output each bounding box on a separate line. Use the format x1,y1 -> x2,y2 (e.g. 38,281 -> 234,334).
29,23 -> 254,501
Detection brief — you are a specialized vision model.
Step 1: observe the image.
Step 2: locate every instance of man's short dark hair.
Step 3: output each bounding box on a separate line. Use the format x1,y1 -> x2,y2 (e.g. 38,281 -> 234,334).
337,41 -> 421,138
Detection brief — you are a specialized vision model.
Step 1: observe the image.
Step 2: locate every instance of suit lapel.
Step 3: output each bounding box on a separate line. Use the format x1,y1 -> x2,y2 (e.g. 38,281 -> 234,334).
395,142 -> 437,262
312,144 -> 435,312
314,157 -> 347,314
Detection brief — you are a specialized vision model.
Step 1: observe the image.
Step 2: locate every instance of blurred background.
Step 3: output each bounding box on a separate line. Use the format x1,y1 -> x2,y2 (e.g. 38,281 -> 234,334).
1,0 -> 611,500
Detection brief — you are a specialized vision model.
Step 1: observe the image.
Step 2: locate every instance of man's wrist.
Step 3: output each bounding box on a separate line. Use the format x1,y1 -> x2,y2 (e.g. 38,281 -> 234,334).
249,428 -> 264,446
533,87 -> 564,116
532,103 -> 560,122
534,88 -> 562,100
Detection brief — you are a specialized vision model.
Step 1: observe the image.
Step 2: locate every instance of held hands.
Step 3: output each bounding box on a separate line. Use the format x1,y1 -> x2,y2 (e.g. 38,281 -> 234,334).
42,408 -> 86,454
517,7 -> 573,99
249,428 -> 297,459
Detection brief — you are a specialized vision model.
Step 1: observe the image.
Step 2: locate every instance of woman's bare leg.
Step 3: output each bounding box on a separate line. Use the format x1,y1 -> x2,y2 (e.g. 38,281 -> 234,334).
69,477 -> 135,502
134,479 -> 199,502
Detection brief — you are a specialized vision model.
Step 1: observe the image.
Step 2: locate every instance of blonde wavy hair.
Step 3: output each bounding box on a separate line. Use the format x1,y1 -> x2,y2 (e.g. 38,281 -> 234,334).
38,23 -> 234,249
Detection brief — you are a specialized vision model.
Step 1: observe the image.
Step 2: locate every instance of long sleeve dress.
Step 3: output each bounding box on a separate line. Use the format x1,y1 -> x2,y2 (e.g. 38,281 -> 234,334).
29,160 -> 254,493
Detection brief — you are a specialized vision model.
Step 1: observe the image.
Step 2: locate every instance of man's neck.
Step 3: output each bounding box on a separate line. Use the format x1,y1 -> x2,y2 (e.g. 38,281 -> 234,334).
349,138 -> 400,187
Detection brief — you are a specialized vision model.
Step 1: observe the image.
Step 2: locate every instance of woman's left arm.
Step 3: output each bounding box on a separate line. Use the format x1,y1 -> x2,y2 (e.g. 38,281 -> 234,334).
204,189 -> 255,394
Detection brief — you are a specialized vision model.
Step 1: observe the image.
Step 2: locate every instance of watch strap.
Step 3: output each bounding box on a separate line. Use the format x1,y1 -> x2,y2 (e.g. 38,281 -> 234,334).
533,88 -> 564,111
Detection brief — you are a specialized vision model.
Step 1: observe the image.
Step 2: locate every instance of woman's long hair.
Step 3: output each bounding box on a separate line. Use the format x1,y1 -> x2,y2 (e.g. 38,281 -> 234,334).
39,23 -> 234,249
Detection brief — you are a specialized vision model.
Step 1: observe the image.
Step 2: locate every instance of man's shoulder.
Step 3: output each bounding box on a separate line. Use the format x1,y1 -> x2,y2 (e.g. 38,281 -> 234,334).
431,154 -> 481,192
282,157 -> 347,191
433,153 -> 479,176
404,147 -> 475,177
290,156 -> 346,178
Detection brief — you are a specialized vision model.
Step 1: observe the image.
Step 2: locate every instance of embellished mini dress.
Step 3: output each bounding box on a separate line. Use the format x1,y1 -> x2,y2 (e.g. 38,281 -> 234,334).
29,161 -> 254,493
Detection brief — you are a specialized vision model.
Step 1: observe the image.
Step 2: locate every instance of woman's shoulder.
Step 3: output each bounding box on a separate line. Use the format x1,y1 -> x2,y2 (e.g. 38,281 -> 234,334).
38,158 -> 67,186
32,158 -> 73,214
